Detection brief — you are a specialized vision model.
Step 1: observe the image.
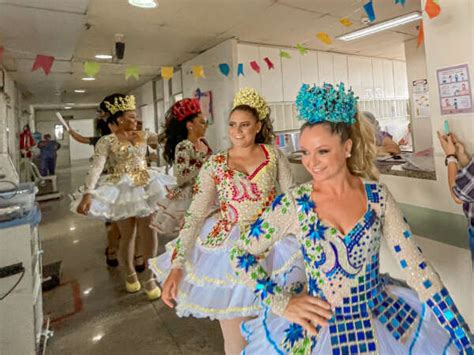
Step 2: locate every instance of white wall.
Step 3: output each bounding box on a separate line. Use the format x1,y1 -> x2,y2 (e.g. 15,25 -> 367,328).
382,0 -> 473,216
182,39 -> 238,151
34,108 -> 96,168
130,81 -> 156,132
405,39 -> 433,151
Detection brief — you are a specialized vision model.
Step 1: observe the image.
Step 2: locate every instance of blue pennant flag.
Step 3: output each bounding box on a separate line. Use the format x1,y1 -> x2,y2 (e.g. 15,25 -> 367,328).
395,0 -> 406,5
363,0 -> 376,22
218,63 -> 230,77
237,63 -> 244,76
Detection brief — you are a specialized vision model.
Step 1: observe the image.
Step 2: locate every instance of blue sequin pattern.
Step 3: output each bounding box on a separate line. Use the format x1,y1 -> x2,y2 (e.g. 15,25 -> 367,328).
296,82 -> 358,125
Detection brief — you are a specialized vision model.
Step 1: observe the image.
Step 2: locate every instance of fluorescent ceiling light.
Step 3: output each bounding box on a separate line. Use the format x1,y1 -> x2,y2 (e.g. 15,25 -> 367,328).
66,103 -> 75,105
95,54 -> 113,59
82,77 -> 95,81
337,11 -> 422,41
128,0 -> 157,8
64,106 -> 72,110
74,89 -> 86,93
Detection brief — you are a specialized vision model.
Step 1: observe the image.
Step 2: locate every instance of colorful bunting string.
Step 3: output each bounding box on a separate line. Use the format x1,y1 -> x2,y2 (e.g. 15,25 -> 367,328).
32,55 -> 55,75
218,63 -> 230,77
417,22 -> 424,48
363,0 -> 376,22
316,32 -> 332,45
161,66 -> 174,80
279,50 -> 291,59
237,63 -> 244,76
425,0 -> 441,19
192,65 -> 205,78
84,61 -> 101,77
250,61 -> 260,74
125,65 -> 140,80
339,18 -> 353,27
296,43 -> 308,55
263,57 -> 274,70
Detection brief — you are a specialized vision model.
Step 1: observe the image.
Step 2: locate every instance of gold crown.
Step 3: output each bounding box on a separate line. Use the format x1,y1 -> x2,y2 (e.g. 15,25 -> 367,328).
104,95 -> 136,115
232,88 -> 269,121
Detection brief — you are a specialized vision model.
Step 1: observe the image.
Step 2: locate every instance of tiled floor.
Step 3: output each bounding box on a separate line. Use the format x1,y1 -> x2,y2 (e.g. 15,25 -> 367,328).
40,163 -> 473,354
41,164 -> 224,355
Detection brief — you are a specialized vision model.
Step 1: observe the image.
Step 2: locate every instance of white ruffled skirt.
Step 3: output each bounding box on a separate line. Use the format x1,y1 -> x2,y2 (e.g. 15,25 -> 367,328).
70,168 -> 176,221
148,215 -> 303,320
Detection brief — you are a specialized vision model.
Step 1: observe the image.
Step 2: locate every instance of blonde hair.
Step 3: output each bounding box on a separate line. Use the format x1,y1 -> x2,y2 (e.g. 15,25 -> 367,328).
348,112 -> 379,181
300,111 -> 379,181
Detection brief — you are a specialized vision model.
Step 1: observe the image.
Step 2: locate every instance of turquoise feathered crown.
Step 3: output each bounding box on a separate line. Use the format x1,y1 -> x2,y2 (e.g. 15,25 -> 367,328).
295,82 -> 358,125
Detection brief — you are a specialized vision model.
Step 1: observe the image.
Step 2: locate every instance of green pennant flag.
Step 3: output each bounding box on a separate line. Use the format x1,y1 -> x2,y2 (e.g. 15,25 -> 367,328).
84,61 -> 100,77
296,43 -> 308,56
279,50 -> 291,59
125,66 -> 140,80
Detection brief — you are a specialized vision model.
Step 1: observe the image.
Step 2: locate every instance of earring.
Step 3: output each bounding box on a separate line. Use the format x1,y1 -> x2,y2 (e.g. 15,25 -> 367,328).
347,153 -> 352,158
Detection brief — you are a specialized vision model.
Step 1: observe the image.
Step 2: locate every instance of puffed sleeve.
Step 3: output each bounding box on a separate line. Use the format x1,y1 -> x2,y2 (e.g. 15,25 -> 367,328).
173,140 -> 208,187
171,158 -> 217,268
230,191 -> 300,316
381,184 -> 473,352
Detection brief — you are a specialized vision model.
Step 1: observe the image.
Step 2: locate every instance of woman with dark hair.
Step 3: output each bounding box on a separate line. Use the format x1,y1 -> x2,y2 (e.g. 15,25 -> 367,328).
149,88 -> 297,354
150,98 -> 212,236
74,93 -> 175,300
231,83 -> 472,354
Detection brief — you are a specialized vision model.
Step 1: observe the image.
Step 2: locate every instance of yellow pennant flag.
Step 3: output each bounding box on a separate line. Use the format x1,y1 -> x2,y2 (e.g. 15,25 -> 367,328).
161,66 -> 174,80
316,32 -> 332,45
339,18 -> 353,27
84,61 -> 100,77
192,65 -> 205,78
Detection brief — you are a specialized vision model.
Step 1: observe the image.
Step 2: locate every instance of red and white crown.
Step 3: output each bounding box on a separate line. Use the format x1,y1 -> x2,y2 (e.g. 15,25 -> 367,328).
172,98 -> 201,121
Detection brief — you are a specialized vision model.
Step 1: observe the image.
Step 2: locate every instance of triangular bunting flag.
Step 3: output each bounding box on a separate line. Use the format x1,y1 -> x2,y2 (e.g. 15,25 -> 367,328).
125,66 -> 140,80
296,43 -> 308,55
32,54 -> 55,75
279,50 -> 291,59
395,0 -> 406,6
425,0 -> 441,19
263,57 -> 274,70
161,66 -> 174,80
218,63 -> 230,77
192,65 -> 205,78
84,61 -> 101,78
339,18 -> 353,27
250,61 -> 260,74
316,32 -> 332,45
417,22 -> 424,48
363,0 -> 376,22
0,46 -> 4,63
237,63 -> 244,76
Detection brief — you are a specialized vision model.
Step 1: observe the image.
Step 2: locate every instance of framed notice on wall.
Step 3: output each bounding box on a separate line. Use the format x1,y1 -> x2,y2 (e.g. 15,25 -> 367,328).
436,64 -> 472,115
412,79 -> 430,118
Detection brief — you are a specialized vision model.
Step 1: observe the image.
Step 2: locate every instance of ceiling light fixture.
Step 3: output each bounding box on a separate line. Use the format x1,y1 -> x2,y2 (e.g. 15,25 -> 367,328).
64,106 -> 72,110
74,89 -> 86,93
337,11 -> 422,41
128,0 -> 157,9
95,54 -> 113,59
82,77 -> 96,81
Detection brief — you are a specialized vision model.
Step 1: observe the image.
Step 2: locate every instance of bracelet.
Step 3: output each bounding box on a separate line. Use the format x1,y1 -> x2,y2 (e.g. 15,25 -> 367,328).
445,154 -> 458,166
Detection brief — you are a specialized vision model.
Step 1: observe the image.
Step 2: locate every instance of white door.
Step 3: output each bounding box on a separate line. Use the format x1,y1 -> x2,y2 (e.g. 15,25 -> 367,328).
68,119 -> 94,161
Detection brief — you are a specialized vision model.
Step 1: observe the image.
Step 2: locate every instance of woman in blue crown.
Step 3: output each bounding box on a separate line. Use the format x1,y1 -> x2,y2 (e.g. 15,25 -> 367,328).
231,83 -> 473,354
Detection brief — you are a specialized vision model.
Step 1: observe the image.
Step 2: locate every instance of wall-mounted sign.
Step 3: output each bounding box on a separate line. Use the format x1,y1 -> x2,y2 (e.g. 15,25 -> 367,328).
437,64 -> 472,115
412,79 -> 430,118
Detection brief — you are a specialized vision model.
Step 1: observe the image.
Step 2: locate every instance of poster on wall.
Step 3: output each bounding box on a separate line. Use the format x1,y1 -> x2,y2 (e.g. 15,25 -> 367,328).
412,79 -> 430,118
437,64 -> 472,115
193,88 -> 213,125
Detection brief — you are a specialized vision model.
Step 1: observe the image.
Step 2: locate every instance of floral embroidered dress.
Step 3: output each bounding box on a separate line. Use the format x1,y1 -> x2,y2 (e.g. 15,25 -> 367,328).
71,131 -> 175,221
151,139 -> 212,236
232,181 -> 473,354
148,144 -> 297,319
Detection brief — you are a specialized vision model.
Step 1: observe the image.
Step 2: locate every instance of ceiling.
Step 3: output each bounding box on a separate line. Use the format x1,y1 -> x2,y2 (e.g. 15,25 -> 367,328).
0,0 -> 422,107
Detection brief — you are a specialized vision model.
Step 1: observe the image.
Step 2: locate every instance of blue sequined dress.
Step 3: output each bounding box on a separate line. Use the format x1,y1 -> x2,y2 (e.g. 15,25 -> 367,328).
231,181 -> 473,354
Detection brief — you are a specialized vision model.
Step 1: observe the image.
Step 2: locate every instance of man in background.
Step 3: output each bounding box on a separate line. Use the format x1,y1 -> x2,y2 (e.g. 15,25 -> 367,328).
38,134 -> 61,176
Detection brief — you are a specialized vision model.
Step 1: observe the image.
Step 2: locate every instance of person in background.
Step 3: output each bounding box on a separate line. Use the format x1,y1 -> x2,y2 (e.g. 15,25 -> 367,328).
38,134 -> 61,176
363,111 -> 401,155
437,131 -> 474,264
20,124 -> 36,158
